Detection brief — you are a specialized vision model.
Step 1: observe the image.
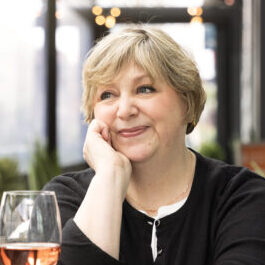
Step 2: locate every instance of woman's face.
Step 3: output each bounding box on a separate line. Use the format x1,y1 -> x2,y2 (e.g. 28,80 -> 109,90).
93,62 -> 187,162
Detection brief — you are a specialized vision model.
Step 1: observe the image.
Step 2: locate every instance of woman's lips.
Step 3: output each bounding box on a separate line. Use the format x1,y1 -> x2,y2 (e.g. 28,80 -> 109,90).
118,126 -> 148,138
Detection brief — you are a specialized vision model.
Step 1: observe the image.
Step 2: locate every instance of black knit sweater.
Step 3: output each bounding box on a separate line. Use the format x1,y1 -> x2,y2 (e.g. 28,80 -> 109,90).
43,151 -> 265,265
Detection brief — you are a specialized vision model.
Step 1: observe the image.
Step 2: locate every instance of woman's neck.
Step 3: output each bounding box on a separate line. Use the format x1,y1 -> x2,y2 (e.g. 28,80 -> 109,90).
126,147 -> 196,214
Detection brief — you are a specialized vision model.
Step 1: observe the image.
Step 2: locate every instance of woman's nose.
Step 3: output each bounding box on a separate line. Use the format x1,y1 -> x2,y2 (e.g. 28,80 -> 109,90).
117,95 -> 138,120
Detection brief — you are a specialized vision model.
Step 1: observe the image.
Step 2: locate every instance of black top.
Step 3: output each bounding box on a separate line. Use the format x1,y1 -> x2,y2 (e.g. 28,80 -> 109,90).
43,151 -> 265,265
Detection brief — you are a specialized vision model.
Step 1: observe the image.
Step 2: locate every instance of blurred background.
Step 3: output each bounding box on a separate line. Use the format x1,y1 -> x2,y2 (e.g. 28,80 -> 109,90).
0,0 -> 264,195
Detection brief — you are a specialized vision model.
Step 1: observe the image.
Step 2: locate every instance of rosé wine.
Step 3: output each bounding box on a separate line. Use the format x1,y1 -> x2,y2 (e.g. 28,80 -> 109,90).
0,242 -> 60,265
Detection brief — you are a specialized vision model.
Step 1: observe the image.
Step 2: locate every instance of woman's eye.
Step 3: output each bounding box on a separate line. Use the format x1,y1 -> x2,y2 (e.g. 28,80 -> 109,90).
137,86 -> 156,94
100,91 -> 113,100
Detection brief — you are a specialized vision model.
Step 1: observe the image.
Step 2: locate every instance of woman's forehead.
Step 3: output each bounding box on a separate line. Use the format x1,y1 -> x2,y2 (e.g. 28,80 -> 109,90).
116,62 -> 152,80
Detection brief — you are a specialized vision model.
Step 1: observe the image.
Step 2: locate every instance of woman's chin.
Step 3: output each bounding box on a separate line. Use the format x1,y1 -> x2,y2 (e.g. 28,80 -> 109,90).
112,138 -> 158,163
117,147 -> 155,163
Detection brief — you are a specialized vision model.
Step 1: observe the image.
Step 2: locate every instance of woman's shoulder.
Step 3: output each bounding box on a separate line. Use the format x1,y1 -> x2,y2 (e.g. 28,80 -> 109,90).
43,167 -> 95,199
194,150 -> 265,198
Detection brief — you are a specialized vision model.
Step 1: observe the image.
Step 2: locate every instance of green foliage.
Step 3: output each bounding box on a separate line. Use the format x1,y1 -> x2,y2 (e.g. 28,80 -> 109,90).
28,142 -> 61,190
199,141 -> 226,161
0,158 -> 26,198
250,161 -> 265,177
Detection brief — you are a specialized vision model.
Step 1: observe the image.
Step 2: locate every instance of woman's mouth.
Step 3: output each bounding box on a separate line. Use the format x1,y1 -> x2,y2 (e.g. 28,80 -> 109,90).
118,126 -> 149,138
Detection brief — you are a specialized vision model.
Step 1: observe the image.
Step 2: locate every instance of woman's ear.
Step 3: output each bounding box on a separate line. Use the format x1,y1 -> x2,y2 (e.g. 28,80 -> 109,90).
186,119 -> 196,134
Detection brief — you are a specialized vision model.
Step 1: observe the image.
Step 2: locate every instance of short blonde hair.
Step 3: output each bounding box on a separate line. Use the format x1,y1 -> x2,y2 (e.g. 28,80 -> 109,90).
82,25 -> 206,134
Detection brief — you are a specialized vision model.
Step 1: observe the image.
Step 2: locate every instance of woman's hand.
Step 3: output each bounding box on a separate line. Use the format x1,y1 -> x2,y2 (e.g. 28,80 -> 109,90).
83,119 -> 132,198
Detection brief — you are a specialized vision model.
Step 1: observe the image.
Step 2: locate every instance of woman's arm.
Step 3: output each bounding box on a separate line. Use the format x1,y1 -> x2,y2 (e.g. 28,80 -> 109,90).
73,119 -> 131,260
43,168 -> 126,265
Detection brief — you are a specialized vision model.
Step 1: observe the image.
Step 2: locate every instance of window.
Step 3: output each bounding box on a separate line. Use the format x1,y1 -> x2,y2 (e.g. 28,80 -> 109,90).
0,0 -> 46,171
56,2 -> 91,166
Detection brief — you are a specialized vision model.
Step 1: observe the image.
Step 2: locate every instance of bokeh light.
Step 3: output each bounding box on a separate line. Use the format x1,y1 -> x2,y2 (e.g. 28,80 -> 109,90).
224,0 -> 235,6
92,6 -> 103,16
105,15 -> 116,28
95,15 -> 105,26
190,16 -> 203,24
187,7 -> 203,16
55,11 -> 63,19
110,7 -> 121,17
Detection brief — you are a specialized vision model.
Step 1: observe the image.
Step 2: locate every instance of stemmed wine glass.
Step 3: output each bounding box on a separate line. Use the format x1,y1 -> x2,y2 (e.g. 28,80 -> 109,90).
0,191 -> 62,265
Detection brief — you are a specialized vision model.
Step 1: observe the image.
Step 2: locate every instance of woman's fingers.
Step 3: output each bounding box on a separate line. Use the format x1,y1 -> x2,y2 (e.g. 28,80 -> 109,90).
85,119 -> 111,146
83,119 -> 131,178
87,119 -> 108,137
101,126 -> 111,144
83,119 -> 115,169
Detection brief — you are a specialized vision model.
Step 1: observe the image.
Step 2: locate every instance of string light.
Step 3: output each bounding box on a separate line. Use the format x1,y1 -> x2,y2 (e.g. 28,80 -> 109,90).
55,11 -> 62,19
95,15 -> 105,26
92,5 -> 121,28
105,16 -> 116,28
187,6 -> 203,24
187,7 -> 203,16
224,0 -> 235,6
190,16 -> 203,24
110,7 -> 121,17
92,6 -> 103,16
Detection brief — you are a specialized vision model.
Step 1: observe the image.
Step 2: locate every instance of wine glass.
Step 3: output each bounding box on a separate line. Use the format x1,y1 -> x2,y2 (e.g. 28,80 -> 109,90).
0,191 -> 62,265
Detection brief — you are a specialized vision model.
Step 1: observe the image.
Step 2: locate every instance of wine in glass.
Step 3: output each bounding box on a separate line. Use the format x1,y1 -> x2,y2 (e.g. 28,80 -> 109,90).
0,191 -> 62,265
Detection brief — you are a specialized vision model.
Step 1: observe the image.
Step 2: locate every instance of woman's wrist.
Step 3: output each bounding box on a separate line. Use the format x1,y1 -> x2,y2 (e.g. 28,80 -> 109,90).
95,168 -> 131,200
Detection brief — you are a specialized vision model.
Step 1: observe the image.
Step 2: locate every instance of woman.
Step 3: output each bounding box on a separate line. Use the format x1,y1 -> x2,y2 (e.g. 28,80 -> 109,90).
44,26 -> 265,265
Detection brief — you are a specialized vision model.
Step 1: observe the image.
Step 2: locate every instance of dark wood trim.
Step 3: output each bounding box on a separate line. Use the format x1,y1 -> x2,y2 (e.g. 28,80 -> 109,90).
45,0 -> 57,153
216,4 -> 242,162
216,23 -> 230,158
93,23 -> 109,41
76,6 -> 236,25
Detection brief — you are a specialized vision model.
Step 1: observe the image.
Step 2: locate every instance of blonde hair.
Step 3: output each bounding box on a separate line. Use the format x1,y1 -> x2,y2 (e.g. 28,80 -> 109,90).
82,25 -> 206,134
